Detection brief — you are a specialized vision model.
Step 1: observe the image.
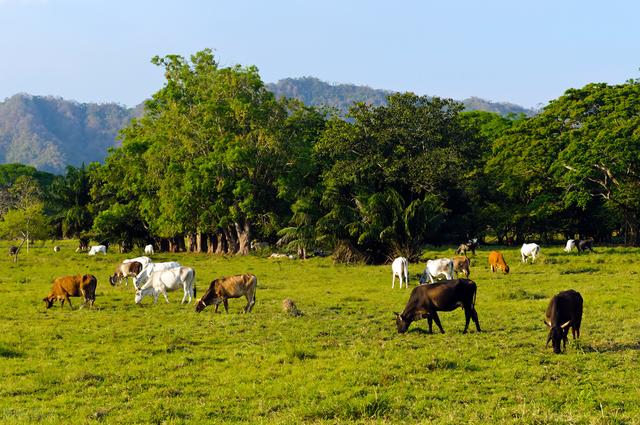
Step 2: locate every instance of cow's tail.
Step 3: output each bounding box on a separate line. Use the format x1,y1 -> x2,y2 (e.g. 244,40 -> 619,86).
192,269 -> 196,299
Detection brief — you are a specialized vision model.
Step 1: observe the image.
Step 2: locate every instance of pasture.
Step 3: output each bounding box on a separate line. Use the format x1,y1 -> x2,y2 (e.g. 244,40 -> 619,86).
0,242 -> 639,424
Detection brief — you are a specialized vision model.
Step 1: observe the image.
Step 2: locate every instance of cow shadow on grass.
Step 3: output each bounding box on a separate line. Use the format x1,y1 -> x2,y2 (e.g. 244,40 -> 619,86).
579,342 -> 640,353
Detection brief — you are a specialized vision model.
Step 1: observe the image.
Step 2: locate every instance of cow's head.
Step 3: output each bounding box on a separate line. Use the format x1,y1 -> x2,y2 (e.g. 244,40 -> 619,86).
395,312 -> 411,334
134,287 -> 152,304
109,274 -> 118,286
545,320 -> 570,354
504,264 -> 510,274
43,296 -> 54,309
194,298 -> 207,313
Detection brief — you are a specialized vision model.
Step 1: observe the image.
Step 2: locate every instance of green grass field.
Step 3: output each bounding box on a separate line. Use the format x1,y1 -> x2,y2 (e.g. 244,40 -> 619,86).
0,241 -> 639,424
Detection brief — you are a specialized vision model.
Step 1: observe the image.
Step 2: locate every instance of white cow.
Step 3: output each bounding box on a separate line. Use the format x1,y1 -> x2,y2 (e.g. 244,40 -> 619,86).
420,258 -> 454,284
133,261 -> 181,288
564,239 -> 576,252
88,245 -> 107,256
123,256 -> 152,269
134,266 -> 196,304
144,244 -> 154,255
521,243 -> 541,263
391,257 -> 409,289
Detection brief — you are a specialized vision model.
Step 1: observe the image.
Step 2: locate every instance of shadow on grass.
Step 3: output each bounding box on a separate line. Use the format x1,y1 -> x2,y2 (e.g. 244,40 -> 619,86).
580,342 -> 640,353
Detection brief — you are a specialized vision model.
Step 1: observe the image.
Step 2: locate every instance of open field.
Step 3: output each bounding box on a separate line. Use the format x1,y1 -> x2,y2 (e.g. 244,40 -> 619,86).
0,241 -> 639,424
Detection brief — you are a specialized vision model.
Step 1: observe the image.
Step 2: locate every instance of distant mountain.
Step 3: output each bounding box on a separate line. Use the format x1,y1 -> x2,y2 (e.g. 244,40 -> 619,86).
0,79 -> 535,173
267,77 -> 537,117
0,94 -> 140,173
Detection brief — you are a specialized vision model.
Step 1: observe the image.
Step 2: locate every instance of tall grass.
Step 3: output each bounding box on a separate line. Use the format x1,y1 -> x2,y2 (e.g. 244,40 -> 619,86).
0,241 -> 638,423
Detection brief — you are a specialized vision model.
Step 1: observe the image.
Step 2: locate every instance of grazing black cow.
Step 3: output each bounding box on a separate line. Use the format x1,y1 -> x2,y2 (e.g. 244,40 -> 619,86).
395,279 -> 481,334
576,239 -> 595,253
8,246 -> 18,256
545,289 -> 583,354
456,238 -> 479,256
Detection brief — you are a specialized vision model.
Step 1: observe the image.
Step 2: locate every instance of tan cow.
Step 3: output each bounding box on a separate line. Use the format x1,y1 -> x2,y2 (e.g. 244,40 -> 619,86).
488,251 -> 510,274
109,260 -> 143,286
194,273 -> 257,313
43,274 -> 97,309
452,256 -> 470,278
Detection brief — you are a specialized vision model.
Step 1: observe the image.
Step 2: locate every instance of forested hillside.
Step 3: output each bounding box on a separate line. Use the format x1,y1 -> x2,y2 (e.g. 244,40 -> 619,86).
267,77 -> 537,116
0,94 -> 140,173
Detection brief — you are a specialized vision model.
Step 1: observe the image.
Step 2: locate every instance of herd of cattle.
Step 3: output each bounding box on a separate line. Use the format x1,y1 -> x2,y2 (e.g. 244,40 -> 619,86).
393,239 -> 588,354
39,238 -> 593,355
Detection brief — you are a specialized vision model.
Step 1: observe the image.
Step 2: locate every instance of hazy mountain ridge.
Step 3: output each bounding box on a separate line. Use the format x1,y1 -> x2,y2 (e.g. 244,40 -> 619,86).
0,79 -> 535,173
267,77 -> 537,116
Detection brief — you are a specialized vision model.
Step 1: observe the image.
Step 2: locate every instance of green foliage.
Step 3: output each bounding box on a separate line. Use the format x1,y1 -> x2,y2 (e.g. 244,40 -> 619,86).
0,203 -> 52,241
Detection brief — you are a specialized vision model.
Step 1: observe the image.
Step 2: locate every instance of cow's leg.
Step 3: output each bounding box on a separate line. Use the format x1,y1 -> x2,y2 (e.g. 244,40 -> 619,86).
471,308 -> 481,332
431,311 -> 445,333
426,315 -> 433,334
223,299 -> 229,313
463,307 -> 472,334
428,274 -> 434,284
181,287 -> 188,304
491,265 -> 495,273
64,293 -> 73,310
214,303 -> 220,313
391,273 -> 395,289
162,288 -> 170,303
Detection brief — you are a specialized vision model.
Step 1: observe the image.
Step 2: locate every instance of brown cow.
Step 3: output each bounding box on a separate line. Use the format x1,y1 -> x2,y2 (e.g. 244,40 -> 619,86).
109,261 -> 143,286
194,274 -> 257,313
452,256 -> 470,278
43,274 -> 97,309
488,251 -> 510,274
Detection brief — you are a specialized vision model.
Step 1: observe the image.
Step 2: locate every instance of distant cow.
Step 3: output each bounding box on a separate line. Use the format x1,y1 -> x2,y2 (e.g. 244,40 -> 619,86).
394,279 -> 481,334
545,290 -> 583,354
134,266 -> 196,304
488,251 -> 510,274
109,260 -> 143,286
452,256 -> 470,278
144,244 -> 154,255
251,240 -> 271,251
8,246 -> 18,256
456,238 -> 479,256
195,273 -> 257,314
75,237 -> 90,253
53,246 -> 61,252
564,239 -> 576,252
419,258 -> 454,284
521,243 -> 540,263
391,257 -> 409,289
43,274 -> 97,309
576,239 -> 595,253
88,245 -> 107,256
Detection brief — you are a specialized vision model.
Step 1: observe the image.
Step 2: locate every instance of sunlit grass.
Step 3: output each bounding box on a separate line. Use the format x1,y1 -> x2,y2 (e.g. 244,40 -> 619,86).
0,241 -> 638,423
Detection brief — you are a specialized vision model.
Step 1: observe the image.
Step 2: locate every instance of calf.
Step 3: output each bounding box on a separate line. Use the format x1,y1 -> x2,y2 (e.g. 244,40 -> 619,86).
88,245 -> 107,256
488,251 -> 510,273
545,290 -> 583,354
452,256 -> 470,278
144,244 -> 154,255
195,274 -> 257,313
391,257 -> 409,288
43,274 -> 97,309
576,239 -> 595,253
395,279 -> 481,334
419,258 -> 454,284
109,260 -> 143,286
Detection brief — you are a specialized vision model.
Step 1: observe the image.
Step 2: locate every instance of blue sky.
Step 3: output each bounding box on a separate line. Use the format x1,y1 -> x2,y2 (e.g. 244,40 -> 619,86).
0,0 -> 638,108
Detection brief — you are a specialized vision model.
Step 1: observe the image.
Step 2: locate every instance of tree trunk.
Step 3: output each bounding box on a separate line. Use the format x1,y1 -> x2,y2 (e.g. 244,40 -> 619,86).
159,238 -> 170,252
224,226 -> 239,254
235,220 -> 251,255
215,231 -> 226,255
187,233 -> 197,253
206,234 -> 216,254
196,232 -> 208,253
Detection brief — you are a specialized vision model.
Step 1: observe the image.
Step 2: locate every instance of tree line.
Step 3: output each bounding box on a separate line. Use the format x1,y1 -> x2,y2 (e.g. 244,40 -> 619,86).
2,49 -> 639,263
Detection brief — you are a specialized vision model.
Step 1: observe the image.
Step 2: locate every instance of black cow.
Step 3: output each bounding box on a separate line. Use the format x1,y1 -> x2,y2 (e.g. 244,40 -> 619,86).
545,289 -> 583,354
576,239 -> 595,253
395,279 -> 481,334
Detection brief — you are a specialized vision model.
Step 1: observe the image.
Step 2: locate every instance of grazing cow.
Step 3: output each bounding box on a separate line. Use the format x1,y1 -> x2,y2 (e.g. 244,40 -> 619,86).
109,261 -> 143,286
564,239 -> 576,252
488,251 -> 510,274
88,245 -> 107,256
195,273 -> 257,313
391,257 -> 409,289
456,238 -> 479,256
251,240 -> 271,251
144,244 -> 154,255
419,258 -> 454,284
545,290 -> 583,354
43,274 -> 97,309
394,279 -> 481,334
134,267 -> 196,304
577,239 -> 595,253
521,243 -> 540,263
133,261 -> 181,288
452,256 -> 470,278
8,246 -> 18,256
123,256 -> 152,269
269,253 -> 294,259
53,246 -> 61,252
